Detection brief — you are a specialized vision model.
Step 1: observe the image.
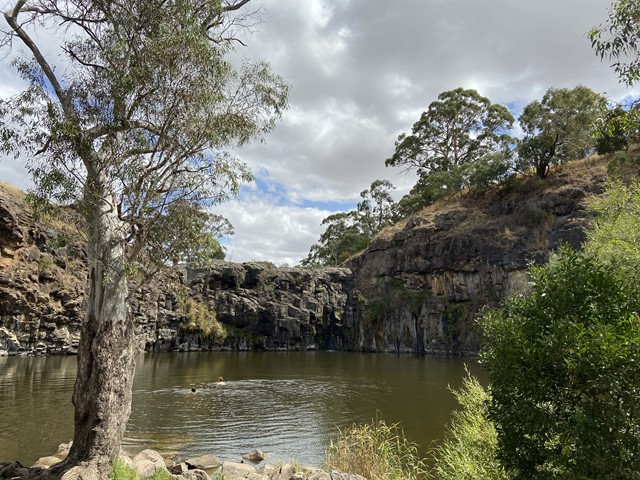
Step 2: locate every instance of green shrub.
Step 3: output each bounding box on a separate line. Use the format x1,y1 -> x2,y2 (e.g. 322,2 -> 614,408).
585,179 -> 640,273
324,419 -> 428,480
430,374 -> 507,480
109,459 -> 137,480
177,296 -> 227,342
480,247 -> 640,480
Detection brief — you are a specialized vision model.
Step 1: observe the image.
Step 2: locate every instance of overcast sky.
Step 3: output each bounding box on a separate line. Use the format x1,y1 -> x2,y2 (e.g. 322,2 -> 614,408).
1,0 -> 636,265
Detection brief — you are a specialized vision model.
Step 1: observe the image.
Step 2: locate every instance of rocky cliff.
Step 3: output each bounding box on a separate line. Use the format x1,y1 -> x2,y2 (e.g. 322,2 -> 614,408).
0,156 -> 617,356
0,181 -> 351,355
339,157 -> 613,354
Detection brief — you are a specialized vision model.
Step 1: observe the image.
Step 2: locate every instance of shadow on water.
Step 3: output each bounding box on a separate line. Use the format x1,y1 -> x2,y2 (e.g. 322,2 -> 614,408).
0,351 -> 485,466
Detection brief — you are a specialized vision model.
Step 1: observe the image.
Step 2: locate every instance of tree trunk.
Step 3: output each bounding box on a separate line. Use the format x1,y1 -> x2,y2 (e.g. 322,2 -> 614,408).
535,162 -> 549,178
58,185 -> 136,479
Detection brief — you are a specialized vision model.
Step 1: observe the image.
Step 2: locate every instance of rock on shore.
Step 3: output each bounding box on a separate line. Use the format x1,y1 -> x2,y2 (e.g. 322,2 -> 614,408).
0,446 -> 368,480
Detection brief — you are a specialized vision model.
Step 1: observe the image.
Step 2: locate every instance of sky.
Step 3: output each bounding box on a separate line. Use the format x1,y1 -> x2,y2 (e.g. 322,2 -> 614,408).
0,0 -> 637,265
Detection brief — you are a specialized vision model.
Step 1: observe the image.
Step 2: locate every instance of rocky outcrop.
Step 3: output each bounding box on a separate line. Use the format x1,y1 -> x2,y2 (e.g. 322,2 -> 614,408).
1,446 -> 368,480
128,263 -> 351,353
0,182 -> 350,354
0,157 -> 620,355
339,159 -> 610,354
0,183 -> 86,356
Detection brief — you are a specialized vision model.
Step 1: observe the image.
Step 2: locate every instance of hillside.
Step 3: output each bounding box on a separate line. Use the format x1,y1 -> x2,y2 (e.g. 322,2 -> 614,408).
339,155 -> 621,354
0,154 -> 629,355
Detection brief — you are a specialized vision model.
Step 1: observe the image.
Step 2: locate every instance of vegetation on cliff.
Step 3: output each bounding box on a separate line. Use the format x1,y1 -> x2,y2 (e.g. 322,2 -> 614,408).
304,83 -> 609,266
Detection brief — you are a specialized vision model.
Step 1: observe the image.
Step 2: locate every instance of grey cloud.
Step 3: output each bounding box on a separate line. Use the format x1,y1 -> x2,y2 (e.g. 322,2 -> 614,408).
0,0 -> 633,264
234,0 -> 622,202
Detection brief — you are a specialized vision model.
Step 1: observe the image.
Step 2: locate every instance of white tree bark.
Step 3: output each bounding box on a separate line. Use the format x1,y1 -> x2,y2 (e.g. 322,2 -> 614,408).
60,181 -> 136,478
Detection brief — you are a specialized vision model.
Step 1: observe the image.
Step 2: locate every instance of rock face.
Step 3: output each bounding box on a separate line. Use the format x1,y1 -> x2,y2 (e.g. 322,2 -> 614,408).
0,158 -> 613,355
0,182 -> 86,356
0,182 -> 351,354
339,161 -> 609,354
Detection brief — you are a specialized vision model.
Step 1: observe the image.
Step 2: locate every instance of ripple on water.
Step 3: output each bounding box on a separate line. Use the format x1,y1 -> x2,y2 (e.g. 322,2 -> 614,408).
124,376 -> 386,465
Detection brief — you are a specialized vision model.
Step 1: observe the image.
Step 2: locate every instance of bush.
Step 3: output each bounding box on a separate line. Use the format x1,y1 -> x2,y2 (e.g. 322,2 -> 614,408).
585,180 -> 640,273
430,374 -> 507,480
177,295 -> 227,342
324,419 -> 428,480
480,247 -> 640,480
110,459 -> 137,480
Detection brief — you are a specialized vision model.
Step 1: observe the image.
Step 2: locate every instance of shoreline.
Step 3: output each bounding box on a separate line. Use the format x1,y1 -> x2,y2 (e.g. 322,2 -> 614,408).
0,443 -> 368,480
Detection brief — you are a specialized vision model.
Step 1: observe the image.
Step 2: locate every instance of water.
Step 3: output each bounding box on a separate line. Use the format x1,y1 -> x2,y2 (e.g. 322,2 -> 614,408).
0,351 -> 484,466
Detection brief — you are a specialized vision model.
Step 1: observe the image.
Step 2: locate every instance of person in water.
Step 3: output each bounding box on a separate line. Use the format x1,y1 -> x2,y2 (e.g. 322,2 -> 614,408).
216,376 -> 225,386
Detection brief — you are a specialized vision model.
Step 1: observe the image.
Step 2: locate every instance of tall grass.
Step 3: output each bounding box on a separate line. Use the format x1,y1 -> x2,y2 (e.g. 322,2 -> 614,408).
429,374 -> 507,480
324,419 -> 429,480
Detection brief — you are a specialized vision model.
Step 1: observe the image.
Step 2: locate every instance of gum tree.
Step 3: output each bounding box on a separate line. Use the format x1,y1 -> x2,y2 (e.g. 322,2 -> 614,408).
517,86 -> 607,178
0,0 -> 288,477
302,180 -> 397,267
385,88 -> 514,177
590,0 -> 640,86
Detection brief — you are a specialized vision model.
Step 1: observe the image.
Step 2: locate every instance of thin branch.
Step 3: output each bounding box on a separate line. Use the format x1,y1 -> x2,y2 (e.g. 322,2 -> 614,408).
4,0 -> 73,116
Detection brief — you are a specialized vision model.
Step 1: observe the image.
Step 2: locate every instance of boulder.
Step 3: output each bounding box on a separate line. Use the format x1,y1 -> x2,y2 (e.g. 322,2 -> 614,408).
222,461 -> 259,479
181,469 -> 210,480
57,441 -> 73,458
307,472 -> 331,480
169,462 -> 190,474
185,453 -> 221,470
270,463 -> 297,480
133,449 -> 169,478
32,455 -> 63,468
241,448 -> 266,462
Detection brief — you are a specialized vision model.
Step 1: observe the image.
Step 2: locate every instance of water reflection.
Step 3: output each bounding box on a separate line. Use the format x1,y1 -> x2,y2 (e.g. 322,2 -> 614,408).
0,352 -> 485,466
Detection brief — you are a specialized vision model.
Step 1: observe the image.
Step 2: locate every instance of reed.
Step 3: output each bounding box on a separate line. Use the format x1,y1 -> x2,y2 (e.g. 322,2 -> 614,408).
324,418 -> 428,480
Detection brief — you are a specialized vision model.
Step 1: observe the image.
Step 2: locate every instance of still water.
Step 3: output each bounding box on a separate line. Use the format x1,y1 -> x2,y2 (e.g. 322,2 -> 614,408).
0,351 -> 484,466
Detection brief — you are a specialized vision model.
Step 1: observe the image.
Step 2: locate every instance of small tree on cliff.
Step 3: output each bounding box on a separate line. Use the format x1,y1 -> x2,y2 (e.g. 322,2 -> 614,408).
302,179 -> 398,267
0,0 -> 288,477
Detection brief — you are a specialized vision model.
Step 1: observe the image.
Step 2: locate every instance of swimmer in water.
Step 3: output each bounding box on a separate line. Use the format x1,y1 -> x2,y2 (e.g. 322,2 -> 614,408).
216,376 -> 226,386
191,386 -> 196,392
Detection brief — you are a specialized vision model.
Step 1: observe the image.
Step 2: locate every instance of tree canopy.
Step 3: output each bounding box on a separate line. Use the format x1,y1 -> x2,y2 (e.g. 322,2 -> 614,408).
517,85 -> 608,178
0,0 -> 288,476
386,88 -> 514,177
302,179 -> 397,267
590,0 -> 640,85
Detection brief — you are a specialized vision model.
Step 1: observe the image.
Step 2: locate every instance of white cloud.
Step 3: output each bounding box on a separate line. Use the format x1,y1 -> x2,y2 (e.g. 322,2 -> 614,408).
213,195 -> 331,266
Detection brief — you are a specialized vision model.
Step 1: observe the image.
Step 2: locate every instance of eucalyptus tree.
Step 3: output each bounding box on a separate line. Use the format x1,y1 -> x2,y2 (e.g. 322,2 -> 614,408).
517,86 -> 607,178
590,0 -> 640,85
302,179 -> 398,267
356,179 -> 398,237
302,211 -> 369,267
385,88 -> 514,177
0,0 -> 288,476
589,0 -> 640,153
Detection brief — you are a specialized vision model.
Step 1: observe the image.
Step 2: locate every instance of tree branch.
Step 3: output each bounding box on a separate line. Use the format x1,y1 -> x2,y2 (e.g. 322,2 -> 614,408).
4,1 -> 73,116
